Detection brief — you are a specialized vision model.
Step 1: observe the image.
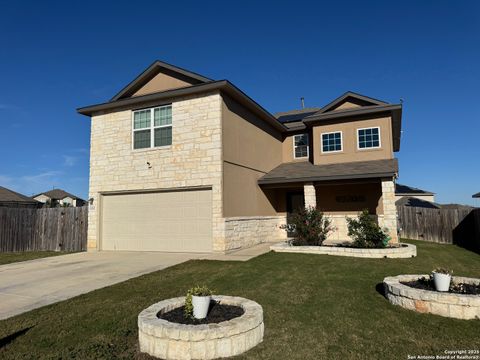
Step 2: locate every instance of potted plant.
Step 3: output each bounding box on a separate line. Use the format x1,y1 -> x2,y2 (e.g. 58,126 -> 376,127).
185,285 -> 213,319
432,268 -> 452,292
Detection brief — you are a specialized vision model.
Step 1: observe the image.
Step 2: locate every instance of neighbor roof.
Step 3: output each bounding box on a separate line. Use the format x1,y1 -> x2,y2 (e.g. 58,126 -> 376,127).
0,186 -> 39,204
34,189 -> 84,201
395,196 -> 440,209
473,192 -> 480,198
258,159 -> 398,185
395,183 -> 434,196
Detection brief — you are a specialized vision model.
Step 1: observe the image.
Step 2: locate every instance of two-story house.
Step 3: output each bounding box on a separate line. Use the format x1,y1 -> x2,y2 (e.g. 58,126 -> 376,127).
78,60 -> 401,253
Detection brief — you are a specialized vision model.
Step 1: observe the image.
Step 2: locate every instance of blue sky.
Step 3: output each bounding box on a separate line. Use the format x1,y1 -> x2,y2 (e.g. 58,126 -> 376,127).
0,1 -> 479,205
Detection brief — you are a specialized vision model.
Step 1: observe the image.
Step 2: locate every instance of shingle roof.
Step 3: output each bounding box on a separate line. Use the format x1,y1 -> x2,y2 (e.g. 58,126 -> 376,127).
395,197 -> 440,209
395,183 -> 434,196
473,192 -> 480,198
34,189 -> 84,201
274,108 -> 321,123
258,159 -> 398,185
0,186 -> 39,204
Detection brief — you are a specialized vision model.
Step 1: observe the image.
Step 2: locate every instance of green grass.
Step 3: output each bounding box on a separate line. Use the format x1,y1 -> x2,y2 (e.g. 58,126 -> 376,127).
0,251 -> 70,265
0,240 -> 479,359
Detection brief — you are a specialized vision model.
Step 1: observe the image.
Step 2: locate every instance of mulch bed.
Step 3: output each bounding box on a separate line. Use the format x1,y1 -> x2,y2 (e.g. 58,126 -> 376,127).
401,277 -> 480,295
158,300 -> 244,325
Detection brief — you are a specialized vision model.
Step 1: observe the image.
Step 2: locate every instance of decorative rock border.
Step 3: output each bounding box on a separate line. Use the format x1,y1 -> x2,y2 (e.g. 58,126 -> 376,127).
138,295 -> 264,359
384,275 -> 480,320
270,242 -> 416,258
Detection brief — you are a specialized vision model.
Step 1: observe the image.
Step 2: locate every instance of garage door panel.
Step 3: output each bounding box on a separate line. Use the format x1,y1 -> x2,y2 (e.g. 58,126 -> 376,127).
101,189 -> 212,252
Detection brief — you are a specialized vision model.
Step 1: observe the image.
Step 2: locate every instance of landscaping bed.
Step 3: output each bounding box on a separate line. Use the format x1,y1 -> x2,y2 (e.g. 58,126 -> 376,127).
270,242 -> 416,258
139,296 -> 263,359
158,300 -> 244,325
402,277 -> 480,295
384,274 -> 480,320
0,240 -> 479,359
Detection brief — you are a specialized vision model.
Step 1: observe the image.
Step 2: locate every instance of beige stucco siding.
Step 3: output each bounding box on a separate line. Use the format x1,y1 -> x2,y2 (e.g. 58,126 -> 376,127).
331,100 -> 362,111
221,95 -> 283,217
223,162 -> 278,216
312,116 -> 393,165
132,72 -> 193,97
88,92 -> 225,251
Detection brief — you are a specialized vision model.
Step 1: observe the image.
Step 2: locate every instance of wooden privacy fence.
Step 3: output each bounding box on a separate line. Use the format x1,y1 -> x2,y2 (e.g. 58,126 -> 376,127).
397,206 -> 480,252
0,206 -> 88,252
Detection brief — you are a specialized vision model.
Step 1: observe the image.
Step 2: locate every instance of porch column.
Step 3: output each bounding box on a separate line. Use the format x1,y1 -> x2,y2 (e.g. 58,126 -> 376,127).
303,182 -> 317,208
380,179 -> 398,243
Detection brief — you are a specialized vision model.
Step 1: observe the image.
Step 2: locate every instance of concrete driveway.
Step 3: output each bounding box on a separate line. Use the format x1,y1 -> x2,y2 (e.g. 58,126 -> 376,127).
0,243 -> 272,320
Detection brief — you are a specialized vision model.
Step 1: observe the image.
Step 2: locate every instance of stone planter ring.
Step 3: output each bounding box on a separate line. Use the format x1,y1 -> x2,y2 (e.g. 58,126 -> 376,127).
138,295 -> 264,359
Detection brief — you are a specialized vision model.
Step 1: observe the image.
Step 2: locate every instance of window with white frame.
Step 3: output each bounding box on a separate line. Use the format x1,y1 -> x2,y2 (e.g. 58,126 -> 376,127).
321,131 -> 342,153
293,134 -> 309,158
133,104 -> 172,149
357,127 -> 380,149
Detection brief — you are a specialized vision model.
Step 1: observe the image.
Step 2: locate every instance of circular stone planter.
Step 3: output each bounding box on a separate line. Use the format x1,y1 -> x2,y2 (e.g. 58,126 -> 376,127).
270,242 -> 416,258
384,275 -> 480,320
138,295 -> 264,360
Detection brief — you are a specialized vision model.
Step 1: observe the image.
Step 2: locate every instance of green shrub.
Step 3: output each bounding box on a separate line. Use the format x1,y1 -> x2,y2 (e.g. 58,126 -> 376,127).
184,285 -> 214,319
346,209 -> 389,248
281,206 -> 334,246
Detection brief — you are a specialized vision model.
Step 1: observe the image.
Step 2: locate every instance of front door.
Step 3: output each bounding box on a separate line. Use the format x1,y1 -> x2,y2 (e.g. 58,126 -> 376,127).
287,191 -> 304,214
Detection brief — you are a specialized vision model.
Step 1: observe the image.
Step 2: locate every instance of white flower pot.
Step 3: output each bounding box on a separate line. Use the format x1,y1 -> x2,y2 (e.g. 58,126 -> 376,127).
433,272 -> 451,292
192,295 -> 211,319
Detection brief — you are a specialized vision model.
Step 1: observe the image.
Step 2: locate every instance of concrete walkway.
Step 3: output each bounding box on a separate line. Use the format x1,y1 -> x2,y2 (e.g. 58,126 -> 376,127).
0,242 -> 273,320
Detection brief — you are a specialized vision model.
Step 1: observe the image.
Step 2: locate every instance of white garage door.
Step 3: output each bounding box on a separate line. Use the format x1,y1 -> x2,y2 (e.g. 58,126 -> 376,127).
101,189 -> 212,252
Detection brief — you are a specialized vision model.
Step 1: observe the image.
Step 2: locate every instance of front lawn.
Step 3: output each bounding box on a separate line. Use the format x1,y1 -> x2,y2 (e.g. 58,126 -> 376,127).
1,240 -> 479,359
0,251 -> 69,266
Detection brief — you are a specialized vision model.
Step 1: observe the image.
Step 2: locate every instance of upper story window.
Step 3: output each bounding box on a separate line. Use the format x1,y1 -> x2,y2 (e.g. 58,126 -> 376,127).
133,104 -> 172,150
293,134 -> 309,159
321,131 -> 342,153
357,127 -> 380,149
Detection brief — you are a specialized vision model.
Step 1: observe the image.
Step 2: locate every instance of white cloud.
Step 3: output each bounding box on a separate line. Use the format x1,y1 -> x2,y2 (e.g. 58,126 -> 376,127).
63,155 -> 77,167
0,171 -> 64,196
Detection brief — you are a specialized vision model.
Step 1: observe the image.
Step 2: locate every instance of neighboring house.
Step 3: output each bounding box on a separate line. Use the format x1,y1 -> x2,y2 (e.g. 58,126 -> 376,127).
395,196 -> 440,209
395,183 -> 435,202
33,189 -> 86,207
77,60 -> 402,253
0,186 -> 41,208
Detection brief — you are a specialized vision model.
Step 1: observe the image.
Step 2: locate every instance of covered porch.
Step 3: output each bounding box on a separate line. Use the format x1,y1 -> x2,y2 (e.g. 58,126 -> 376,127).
258,159 -> 399,243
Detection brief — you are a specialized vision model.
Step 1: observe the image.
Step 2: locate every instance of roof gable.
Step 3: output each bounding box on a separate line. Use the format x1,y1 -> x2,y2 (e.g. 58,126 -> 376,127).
110,60 -> 213,101
319,91 -> 388,114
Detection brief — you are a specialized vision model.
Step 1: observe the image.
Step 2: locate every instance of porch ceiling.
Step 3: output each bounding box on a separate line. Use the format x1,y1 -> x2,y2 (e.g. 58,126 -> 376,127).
258,159 -> 398,185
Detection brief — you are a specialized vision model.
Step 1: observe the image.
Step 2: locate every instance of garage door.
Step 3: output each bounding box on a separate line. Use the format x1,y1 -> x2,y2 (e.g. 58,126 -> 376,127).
101,189 -> 212,252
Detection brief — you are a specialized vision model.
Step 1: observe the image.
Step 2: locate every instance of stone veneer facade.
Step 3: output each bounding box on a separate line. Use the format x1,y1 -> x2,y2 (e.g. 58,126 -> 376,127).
88,92 -> 226,252
378,179 -> 398,243
224,216 -> 287,251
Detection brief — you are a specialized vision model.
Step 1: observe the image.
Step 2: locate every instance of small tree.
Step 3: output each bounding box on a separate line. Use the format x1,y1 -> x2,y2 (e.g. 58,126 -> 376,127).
346,209 -> 389,248
282,206 -> 334,246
